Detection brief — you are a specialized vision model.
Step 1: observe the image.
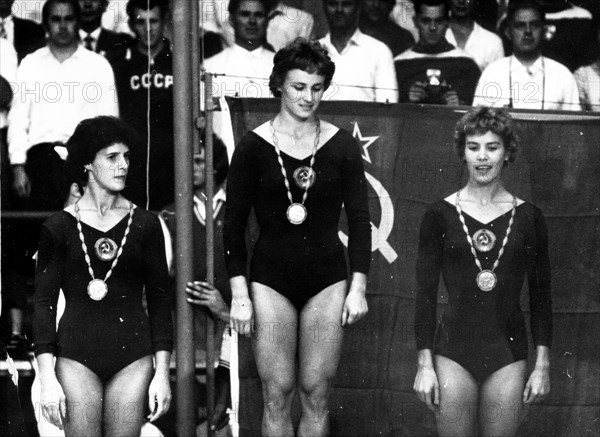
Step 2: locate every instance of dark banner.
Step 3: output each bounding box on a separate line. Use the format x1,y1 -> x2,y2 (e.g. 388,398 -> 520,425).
226,98 -> 600,437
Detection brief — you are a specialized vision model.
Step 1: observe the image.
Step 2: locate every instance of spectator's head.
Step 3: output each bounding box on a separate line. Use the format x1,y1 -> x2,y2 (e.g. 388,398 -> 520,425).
454,106 -> 518,165
323,0 -> 361,34
269,38 -> 335,98
0,0 -> 15,19
505,0 -> 544,60
127,0 -> 168,51
67,116 -> 139,189
360,0 -> 395,25
449,0 -> 476,20
42,0 -> 81,48
193,133 -> 229,190
228,0 -> 270,51
413,0 -> 449,48
79,0 -> 108,30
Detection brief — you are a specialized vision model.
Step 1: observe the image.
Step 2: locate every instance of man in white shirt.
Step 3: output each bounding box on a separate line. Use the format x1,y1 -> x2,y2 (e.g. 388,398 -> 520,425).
474,0 -> 580,110
319,0 -> 398,102
8,0 -> 118,210
203,0 -> 275,99
446,0 -> 503,70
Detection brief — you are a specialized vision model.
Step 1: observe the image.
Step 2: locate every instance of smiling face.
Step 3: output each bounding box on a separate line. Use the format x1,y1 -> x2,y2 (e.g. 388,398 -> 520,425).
414,4 -> 448,47
47,2 -> 79,48
279,69 -> 326,121
464,131 -> 508,186
86,143 -> 130,192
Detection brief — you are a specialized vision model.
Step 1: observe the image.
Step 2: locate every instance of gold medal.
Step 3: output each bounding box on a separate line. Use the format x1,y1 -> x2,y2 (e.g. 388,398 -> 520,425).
293,166 -> 316,189
94,237 -> 118,261
472,229 -> 496,252
476,270 -> 497,292
287,203 -> 307,225
87,279 -> 108,301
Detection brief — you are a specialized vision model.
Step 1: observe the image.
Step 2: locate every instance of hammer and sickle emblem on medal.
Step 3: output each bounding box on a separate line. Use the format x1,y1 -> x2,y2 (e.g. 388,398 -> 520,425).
338,172 -> 398,264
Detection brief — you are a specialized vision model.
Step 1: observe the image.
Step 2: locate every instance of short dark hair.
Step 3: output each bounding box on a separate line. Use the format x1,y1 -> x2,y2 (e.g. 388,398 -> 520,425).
506,0 -> 544,24
269,38 -> 335,98
454,106 -> 518,163
126,0 -> 169,23
228,0 -> 271,16
42,0 -> 81,29
66,116 -> 140,187
414,0 -> 449,18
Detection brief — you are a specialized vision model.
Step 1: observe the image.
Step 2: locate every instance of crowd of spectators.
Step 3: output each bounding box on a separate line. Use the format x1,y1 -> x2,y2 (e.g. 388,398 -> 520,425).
1,0 -> 599,360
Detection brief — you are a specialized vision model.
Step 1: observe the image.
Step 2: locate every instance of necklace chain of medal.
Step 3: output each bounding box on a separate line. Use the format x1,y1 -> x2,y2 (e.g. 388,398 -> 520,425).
270,117 -> 320,225
75,200 -> 134,301
455,190 -> 516,291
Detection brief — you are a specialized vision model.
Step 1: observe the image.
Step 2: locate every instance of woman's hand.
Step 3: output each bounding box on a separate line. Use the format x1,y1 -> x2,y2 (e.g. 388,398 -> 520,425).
231,296 -> 253,336
40,376 -> 67,430
147,352 -> 171,422
186,281 -> 230,323
414,364 -> 440,411
342,272 -> 368,326
523,345 -> 551,404
230,276 -> 254,336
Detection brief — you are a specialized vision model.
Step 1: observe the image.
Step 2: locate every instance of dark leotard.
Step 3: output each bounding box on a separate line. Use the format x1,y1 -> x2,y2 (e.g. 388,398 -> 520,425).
33,208 -> 173,383
415,200 -> 552,383
224,129 -> 371,310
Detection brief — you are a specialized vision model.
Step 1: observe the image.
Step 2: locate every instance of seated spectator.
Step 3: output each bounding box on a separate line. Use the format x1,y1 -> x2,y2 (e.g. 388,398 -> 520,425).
113,0 -> 175,210
394,0 -> 480,105
79,0 -> 133,64
359,0 -> 415,57
499,0 -> 597,72
8,0 -> 118,212
203,0 -> 274,99
0,0 -> 45,63
474,0 -> 580,110
574,18 -> 600,111
447,0 -> 504,70
319,0 -> 398,102
267,0 -> 315,51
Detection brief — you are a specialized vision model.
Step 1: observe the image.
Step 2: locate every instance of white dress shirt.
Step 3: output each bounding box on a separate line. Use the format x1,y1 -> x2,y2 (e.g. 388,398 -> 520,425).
319,29 -> 398,103
0,38 -> 18,129
267,4 -> 314,51
203,44 -> 274,98
446,22 -> 504,70
473,55 -> 581,111
574,61 -> 600,111
79,27 -> 102,52
8,45 -> 119,165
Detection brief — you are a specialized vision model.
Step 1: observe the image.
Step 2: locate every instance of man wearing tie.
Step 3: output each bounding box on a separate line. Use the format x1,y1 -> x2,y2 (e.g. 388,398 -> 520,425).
79,0 -> 133,64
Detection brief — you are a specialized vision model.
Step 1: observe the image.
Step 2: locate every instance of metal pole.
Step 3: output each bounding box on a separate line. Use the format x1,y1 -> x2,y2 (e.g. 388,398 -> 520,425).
172,0 -> 195,435
204,71 -> 216,437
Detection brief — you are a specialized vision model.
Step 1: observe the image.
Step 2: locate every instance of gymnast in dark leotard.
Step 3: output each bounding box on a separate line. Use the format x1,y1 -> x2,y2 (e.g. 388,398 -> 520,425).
33,116 -> 173,436
413,107 -> 553,436
223,38 -> 371,437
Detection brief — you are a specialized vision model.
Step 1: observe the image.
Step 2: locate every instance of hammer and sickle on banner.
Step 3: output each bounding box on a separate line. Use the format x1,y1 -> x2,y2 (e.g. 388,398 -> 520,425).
339,172 -> 398,264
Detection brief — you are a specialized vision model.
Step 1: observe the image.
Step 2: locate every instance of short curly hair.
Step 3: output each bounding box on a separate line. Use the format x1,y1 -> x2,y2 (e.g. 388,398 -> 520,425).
454,106 -> 519,163
269,38 -> 335,98
66,116 -> 139,187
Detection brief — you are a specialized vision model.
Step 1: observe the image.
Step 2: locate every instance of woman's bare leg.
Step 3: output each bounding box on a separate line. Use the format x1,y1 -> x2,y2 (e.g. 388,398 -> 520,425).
297,280 -> 347,437
103,355 -> 153,437
251,282 -> 298,437
55,357 -> 103,437
434,355 -> 479,437
479,360 -> 527,437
